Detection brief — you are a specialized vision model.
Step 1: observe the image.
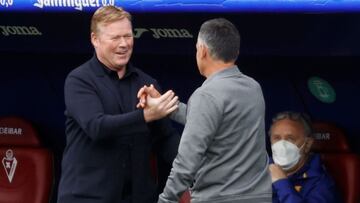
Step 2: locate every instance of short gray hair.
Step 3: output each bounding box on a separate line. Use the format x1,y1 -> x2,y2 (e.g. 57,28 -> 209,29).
269,111 -> 313,137
198,18 -> 240,63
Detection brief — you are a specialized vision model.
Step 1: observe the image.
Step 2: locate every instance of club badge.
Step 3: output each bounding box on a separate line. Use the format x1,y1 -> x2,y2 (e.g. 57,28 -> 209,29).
2,149 -> 18,183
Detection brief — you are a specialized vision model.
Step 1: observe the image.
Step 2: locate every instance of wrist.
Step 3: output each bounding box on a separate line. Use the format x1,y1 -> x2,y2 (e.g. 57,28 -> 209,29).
143,108 -> 154,123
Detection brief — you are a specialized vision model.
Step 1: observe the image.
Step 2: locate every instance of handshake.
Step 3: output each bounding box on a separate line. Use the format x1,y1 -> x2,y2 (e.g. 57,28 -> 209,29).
136,84 -> 179,122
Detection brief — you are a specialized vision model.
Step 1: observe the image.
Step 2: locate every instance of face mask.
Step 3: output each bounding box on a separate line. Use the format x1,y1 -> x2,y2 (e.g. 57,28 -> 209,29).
271,139 -> 305,170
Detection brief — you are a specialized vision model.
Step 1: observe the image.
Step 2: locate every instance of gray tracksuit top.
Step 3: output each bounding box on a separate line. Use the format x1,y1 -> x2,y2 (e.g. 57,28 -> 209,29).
159,66 -> 272,203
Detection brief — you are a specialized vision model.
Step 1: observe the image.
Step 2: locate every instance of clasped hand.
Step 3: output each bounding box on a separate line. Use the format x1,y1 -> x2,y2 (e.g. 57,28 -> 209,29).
137,84 -> 179,122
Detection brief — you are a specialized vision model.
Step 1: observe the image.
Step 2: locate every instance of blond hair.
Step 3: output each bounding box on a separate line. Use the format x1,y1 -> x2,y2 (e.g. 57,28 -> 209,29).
91,6 -> 132,34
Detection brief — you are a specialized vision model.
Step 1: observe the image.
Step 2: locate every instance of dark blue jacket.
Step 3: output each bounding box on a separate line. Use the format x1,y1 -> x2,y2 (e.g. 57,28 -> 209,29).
272,154 -> 342,203
57,55 -> 180,203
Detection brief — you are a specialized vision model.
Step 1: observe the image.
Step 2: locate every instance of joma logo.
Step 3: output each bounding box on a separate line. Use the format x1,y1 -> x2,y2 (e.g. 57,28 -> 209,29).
0,25 -> 42,36
134,28 -> 193,39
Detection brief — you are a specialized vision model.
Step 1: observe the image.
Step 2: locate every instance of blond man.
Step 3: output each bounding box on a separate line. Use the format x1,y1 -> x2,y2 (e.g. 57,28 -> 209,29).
57,6 -> 180,203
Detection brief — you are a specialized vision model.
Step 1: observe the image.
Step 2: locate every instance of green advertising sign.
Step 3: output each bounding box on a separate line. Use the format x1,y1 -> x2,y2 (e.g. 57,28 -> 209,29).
308,77 -> 336,103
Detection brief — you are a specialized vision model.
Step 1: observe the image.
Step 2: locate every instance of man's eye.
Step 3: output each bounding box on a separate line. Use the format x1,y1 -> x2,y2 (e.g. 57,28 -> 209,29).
272,137 -> 279,142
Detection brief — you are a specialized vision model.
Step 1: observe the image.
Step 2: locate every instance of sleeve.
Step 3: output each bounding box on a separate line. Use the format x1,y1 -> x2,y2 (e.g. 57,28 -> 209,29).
158,91 -> 222,202
273,175 -> 342,203
273,179 -> 304,203
64,73 -> 149,141
170,102 -> 187,125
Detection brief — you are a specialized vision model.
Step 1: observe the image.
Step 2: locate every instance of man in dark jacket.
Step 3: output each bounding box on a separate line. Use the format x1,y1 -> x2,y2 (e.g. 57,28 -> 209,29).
269,111 -> 342,203
57,5 -> 180,203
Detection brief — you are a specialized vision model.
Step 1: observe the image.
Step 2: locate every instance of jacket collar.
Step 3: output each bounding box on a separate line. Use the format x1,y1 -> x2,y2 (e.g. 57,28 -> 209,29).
89,54 -> 138,78
291,153 -> 324,179
203,65 -> 241,86
88,55 -> 132,112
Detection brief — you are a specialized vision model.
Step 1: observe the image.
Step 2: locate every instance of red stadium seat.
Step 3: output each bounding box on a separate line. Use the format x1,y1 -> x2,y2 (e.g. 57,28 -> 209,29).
312,122 -> 351,153
150,153 -> 158,183
0,116 -> 53,203
312,121 -> 360,203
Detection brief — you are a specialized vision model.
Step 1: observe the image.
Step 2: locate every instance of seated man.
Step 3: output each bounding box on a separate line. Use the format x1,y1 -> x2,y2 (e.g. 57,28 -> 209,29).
269,111 -> 342,203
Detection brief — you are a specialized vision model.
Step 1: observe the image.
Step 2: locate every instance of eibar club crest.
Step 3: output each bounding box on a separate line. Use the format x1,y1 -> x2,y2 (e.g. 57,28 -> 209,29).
2,149 -> 18,183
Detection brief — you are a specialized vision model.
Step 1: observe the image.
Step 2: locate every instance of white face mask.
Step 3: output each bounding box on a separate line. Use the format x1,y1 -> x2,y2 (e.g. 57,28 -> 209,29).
271,139 -> 305,170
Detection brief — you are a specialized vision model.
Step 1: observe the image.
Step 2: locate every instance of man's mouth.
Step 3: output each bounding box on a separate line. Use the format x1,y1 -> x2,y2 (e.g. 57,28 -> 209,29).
116,51 -> 127,55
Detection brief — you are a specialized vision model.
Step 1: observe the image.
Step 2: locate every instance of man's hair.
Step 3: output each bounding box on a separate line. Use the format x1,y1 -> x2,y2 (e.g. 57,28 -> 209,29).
198,18 -> 240,63
91,6 -> 132,34
269,111 -> 313,137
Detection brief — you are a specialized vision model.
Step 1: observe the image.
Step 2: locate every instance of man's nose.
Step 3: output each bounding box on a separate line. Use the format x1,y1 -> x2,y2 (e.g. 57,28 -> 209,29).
118,37 -> 127,46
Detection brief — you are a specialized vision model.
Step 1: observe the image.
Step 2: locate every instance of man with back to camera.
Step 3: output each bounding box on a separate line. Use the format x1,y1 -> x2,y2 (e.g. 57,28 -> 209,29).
138,18 -> 272,203
57,6 -> 181,203
269,111 -> 342,203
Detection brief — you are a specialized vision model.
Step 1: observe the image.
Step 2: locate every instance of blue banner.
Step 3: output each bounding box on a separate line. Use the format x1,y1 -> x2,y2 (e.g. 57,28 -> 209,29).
2,0 -> 360,13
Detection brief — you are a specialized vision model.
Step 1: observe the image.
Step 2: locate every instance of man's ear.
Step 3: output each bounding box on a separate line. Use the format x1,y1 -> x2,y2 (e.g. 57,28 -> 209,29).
199,43 -> 208,59
305,137 -> 314,153
91,32 -> 98,48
